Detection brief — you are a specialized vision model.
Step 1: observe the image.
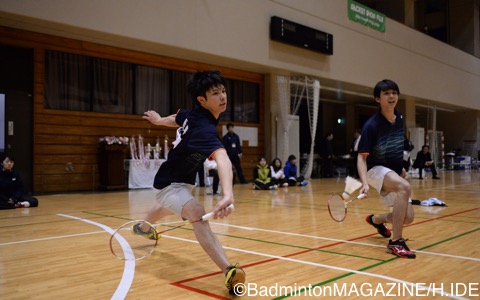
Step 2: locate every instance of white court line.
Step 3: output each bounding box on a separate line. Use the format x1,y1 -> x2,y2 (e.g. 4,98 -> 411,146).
3,216 -> 476,299
208,222 -> 480,262
5,222 -> 477,263
160,234 -> 469,300
57,214 -> 135,300
0,231 -> 104,246
424,182 -> 480,192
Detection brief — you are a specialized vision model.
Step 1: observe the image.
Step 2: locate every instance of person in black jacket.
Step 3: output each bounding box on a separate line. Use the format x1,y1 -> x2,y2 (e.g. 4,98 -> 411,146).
319,133 -> 334,178
222,123 -> 248,184
0,156 -> 38,209
412,145 -> 440,179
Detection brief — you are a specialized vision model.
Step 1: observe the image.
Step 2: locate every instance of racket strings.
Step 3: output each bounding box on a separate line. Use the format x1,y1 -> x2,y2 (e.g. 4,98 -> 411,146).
110,221 -> 158,260
328,194 -> 347,222
109,206 -> 232,261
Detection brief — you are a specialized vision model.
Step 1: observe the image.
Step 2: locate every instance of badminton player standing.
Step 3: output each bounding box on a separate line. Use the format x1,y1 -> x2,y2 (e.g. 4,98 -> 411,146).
357,79 -> 416,258
137,70 -> 245,292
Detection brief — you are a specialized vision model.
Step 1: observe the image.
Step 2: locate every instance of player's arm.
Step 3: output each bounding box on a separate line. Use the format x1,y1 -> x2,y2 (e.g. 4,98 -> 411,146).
357,153 -> 370,197
211,149 -> 234,218
143,110 -> 178,127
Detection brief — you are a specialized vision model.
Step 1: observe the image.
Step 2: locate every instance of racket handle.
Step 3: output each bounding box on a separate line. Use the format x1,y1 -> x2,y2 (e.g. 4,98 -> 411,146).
201,204 -> 234,220
357,193 -> 366,199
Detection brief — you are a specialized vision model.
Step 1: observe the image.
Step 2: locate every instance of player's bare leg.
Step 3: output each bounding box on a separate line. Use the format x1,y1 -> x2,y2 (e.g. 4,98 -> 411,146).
139,205 -> 174,231
182,199 -> 246,292
379,172 -> 411,240
182,199 -> 230,270
377,172 -> 416,258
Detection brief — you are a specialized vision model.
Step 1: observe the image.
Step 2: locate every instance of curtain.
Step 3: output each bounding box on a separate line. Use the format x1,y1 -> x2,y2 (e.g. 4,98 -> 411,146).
232,81 -> 259,123
45,51 -> 91,111
44,50 -> 260,123
171,70 -> 192,110
135,65 -> 170,116
221,78 -> 234,122
276,75 -> 291,163
92,58 -> 132,114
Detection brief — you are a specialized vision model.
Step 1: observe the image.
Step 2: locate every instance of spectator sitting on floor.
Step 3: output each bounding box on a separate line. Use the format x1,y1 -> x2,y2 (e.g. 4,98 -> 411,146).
270,158 -> 288,187
283,155 -> 308,186
0,155 -> 39,209
253,157 -> 277,190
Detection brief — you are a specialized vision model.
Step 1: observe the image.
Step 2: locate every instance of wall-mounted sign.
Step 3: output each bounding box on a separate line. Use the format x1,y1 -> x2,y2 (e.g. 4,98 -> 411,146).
348,0 -> 386,32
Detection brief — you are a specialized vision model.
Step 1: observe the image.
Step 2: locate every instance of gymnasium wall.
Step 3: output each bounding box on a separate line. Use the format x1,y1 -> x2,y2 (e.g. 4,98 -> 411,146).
0,0 -> 478,110
0,27 -> 264,193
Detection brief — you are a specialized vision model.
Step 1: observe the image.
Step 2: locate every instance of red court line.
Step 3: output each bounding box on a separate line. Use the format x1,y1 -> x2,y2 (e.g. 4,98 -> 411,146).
170,207 -> 480,298
405,207 -> 480,226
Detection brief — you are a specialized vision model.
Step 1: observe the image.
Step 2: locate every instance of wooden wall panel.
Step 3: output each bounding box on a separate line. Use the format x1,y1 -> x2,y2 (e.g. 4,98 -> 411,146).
0,26 -> 264,194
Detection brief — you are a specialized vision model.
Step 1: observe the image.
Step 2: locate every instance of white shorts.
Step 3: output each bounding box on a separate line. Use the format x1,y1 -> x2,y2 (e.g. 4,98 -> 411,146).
367,166 -> 411,207
155,183 -> 196,216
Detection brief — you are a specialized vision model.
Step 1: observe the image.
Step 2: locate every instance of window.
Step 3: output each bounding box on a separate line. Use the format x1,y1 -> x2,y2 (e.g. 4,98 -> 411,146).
45,50 -> 260,123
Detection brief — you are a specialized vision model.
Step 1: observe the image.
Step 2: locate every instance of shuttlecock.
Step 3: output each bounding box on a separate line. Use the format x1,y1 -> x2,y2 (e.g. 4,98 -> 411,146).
342,176 -> 362,199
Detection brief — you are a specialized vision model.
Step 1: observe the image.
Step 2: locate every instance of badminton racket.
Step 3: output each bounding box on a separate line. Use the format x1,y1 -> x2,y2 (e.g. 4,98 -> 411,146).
328,193 -> 366,222
328,176 -> 365,222
110,204 -> 234,260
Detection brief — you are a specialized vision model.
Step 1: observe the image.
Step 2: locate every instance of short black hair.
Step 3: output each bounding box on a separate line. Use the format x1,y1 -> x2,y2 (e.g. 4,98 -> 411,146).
288,154 -> 296,161
373,79 -> 400,98
2,155 -> 14,162
187,70 -> 226,105
226,123 -> 234,129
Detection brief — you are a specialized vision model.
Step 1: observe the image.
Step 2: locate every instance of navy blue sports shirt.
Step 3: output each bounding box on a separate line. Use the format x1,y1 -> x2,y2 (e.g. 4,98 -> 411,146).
153,105 -> 225,189
358,109 -> 404,175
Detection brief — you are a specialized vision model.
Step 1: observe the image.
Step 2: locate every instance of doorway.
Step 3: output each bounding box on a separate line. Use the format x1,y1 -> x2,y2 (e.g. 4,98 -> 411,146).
2,91 -> 34,194
0,45 -> 34,194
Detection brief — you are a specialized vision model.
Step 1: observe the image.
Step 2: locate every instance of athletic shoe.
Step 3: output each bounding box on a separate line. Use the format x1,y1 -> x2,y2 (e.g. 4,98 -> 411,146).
131,223 -> 158,240
387,238 -> 416,258
225,263 -> 246,294
300,181 -> 308,186
269,185 -> 278,190
365,214 -> 391,238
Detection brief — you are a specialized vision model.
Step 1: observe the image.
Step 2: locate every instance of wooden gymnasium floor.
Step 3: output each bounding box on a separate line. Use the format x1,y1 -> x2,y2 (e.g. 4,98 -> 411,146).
1,169 -> 479,300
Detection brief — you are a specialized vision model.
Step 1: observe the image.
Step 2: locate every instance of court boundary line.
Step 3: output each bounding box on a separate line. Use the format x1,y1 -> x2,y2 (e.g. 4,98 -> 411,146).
207,221 -> 480,262
57,214 -> 135,300
169,207 -> 479,299
165,234 -> 470,300
2,208 -> 477,299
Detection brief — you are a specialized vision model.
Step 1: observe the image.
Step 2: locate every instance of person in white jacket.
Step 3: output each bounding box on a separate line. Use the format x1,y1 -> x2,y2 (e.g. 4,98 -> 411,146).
204,158 -> 220,194
270,158 -> 288,187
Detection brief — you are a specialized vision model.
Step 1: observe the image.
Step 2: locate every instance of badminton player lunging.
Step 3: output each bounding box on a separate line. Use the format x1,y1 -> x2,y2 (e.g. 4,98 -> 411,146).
357,79 -> 416,259
136,70 -> 245,292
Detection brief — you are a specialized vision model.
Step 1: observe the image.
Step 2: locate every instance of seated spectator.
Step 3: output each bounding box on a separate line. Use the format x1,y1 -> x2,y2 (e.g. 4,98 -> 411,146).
0,155 -> 39,209
253,157 -> 277,190
283,155 -> 308,186
412,145 -> 440,179
270,158 -> 288,187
